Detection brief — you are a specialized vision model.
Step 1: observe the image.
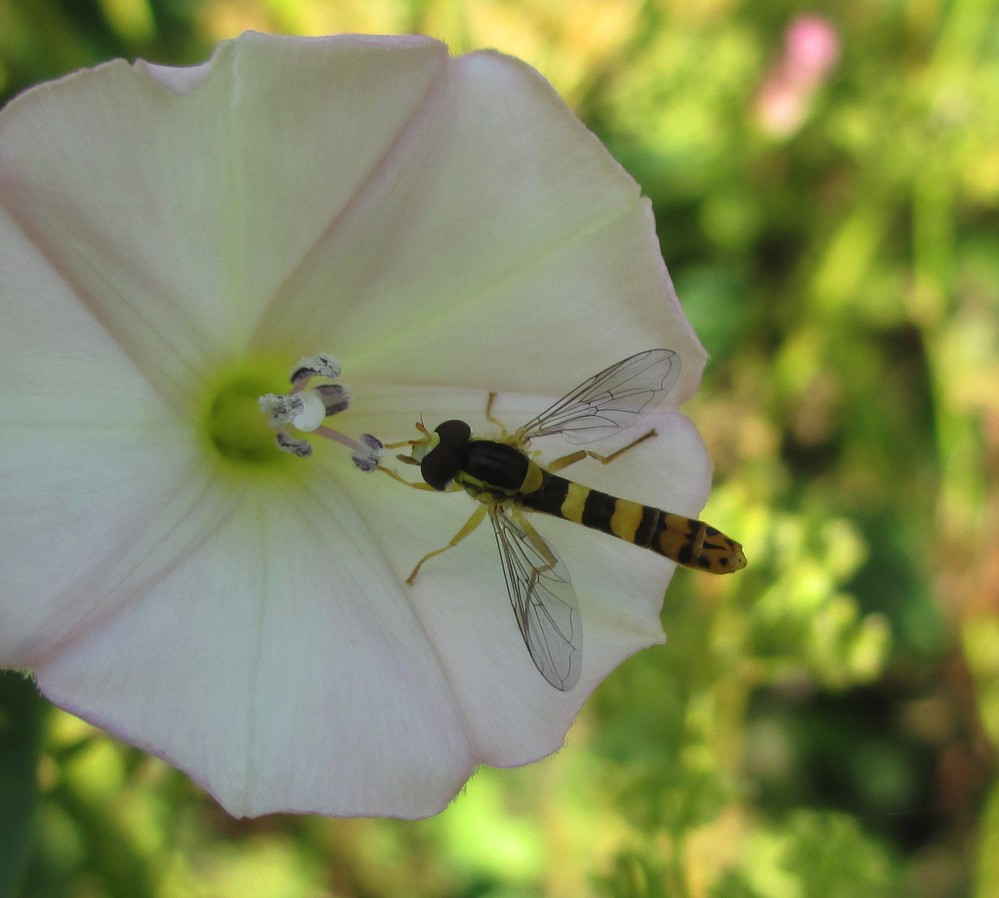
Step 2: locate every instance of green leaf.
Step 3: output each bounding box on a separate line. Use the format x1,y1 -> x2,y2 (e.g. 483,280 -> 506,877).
0,671 -> 43,898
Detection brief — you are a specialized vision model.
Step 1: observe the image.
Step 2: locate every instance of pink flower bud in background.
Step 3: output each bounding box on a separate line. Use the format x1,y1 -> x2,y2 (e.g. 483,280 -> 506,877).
786,15 -> 841,83
756,14 -> 840,137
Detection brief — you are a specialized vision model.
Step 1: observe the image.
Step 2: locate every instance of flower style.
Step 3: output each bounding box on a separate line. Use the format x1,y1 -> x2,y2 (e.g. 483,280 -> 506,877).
0,32 -> 711,817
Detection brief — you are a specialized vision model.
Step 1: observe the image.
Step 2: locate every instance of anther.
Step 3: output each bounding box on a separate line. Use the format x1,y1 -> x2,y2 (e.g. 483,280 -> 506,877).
290,353 -> 342,388
259,353 -> 380,472
314,383 -> 350,417
276,432 -> 313,457
351,434 -> 384,472
258,390 -> 329,432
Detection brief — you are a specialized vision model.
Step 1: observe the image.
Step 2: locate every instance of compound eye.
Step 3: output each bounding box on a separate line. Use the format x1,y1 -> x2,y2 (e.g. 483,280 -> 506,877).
434,420 -> 472,447
420,420 -> 471,490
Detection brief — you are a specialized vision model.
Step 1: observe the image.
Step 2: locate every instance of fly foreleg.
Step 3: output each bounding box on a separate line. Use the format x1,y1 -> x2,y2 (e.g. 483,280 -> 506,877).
376,465 -> 444,490
406,503 -> 488,585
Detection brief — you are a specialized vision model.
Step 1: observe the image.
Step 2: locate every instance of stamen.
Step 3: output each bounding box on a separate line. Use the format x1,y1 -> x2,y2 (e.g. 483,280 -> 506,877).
352,434 -> 384,473
258,353 -> 380,471
259,393 -> 299,428
290,353 -> 342,388
258,390 -> 329,432
314,383 -> 350,417
276,432 -> 313,457
313,427 -> 384,473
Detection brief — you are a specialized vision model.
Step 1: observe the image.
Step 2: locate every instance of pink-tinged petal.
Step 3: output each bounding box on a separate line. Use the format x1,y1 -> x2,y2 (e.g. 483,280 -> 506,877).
133,58 -> 214,94
252,48 -> 705,400
0,205 -> 174,426
37,479 -> 477,819
0,33 -> 451,407
0,447 -> 225,667
0,205 -> 212,665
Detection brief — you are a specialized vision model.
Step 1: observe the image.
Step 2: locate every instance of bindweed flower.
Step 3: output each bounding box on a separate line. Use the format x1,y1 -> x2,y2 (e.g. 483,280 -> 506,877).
0,32 -> 712,817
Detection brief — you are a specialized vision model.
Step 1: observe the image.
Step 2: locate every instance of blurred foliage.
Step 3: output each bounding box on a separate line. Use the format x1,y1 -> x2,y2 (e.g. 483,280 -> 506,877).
2,0 -> 998,896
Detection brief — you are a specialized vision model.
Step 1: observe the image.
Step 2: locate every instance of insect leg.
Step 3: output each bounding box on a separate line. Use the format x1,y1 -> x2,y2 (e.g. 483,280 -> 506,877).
544,429 -> 658,473
383,421 -> 432,450
376,465 -> 441,490
406,503 -> 489,584
484,392 -> 509,434
509,509 -> 559,578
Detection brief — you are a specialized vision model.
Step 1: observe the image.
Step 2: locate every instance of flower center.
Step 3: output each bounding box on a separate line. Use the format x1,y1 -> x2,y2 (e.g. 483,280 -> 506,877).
257,353 -> 383,471
199,353 -> 384,477
201,356 -> 292,471
209,377 -> 281,465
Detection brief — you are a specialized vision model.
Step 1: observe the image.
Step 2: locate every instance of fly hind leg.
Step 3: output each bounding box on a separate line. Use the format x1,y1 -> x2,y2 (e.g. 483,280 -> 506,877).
511,508 -> 560,580
544,429 -> 657,473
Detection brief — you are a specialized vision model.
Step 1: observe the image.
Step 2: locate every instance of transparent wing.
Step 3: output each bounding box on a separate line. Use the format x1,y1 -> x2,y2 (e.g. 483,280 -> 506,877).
490,505 -> 582,691
516,348 -> 680,445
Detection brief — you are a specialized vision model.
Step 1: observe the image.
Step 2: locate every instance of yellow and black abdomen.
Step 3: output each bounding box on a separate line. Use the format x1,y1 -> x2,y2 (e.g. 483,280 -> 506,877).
519,470 -> 747,574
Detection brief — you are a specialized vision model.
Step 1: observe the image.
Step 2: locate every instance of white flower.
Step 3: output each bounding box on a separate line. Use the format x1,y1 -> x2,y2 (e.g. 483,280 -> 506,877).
0,32 -> 710,817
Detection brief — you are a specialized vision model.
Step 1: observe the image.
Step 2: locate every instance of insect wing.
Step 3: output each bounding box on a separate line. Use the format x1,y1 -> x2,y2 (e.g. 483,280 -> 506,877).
516,348 -> 680,445
490,505 -> 582,691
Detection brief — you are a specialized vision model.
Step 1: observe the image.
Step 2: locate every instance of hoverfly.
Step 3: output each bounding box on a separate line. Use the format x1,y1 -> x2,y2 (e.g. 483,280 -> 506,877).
381,349 -> 746,691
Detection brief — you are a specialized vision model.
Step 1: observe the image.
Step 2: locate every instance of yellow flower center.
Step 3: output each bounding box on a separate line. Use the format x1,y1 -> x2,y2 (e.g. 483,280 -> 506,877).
199,355 -> 294,474
196,351 -> 383,481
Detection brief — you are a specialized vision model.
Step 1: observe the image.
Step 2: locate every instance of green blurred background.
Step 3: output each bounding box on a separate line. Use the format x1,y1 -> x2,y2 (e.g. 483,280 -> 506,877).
1,0 -> 997,896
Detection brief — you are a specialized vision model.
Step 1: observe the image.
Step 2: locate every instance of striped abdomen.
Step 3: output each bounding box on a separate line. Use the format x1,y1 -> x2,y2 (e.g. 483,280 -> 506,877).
519,470 -> 747,574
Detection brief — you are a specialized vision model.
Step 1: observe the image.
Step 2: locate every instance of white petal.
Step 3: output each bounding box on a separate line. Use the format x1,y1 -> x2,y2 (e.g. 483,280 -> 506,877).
0,204 -> 208,664
0,428 -> 216,667
0,33 -> 452,404
0,204 -> 174,420
250,48 -> 705,400
37,478 -> 478,818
